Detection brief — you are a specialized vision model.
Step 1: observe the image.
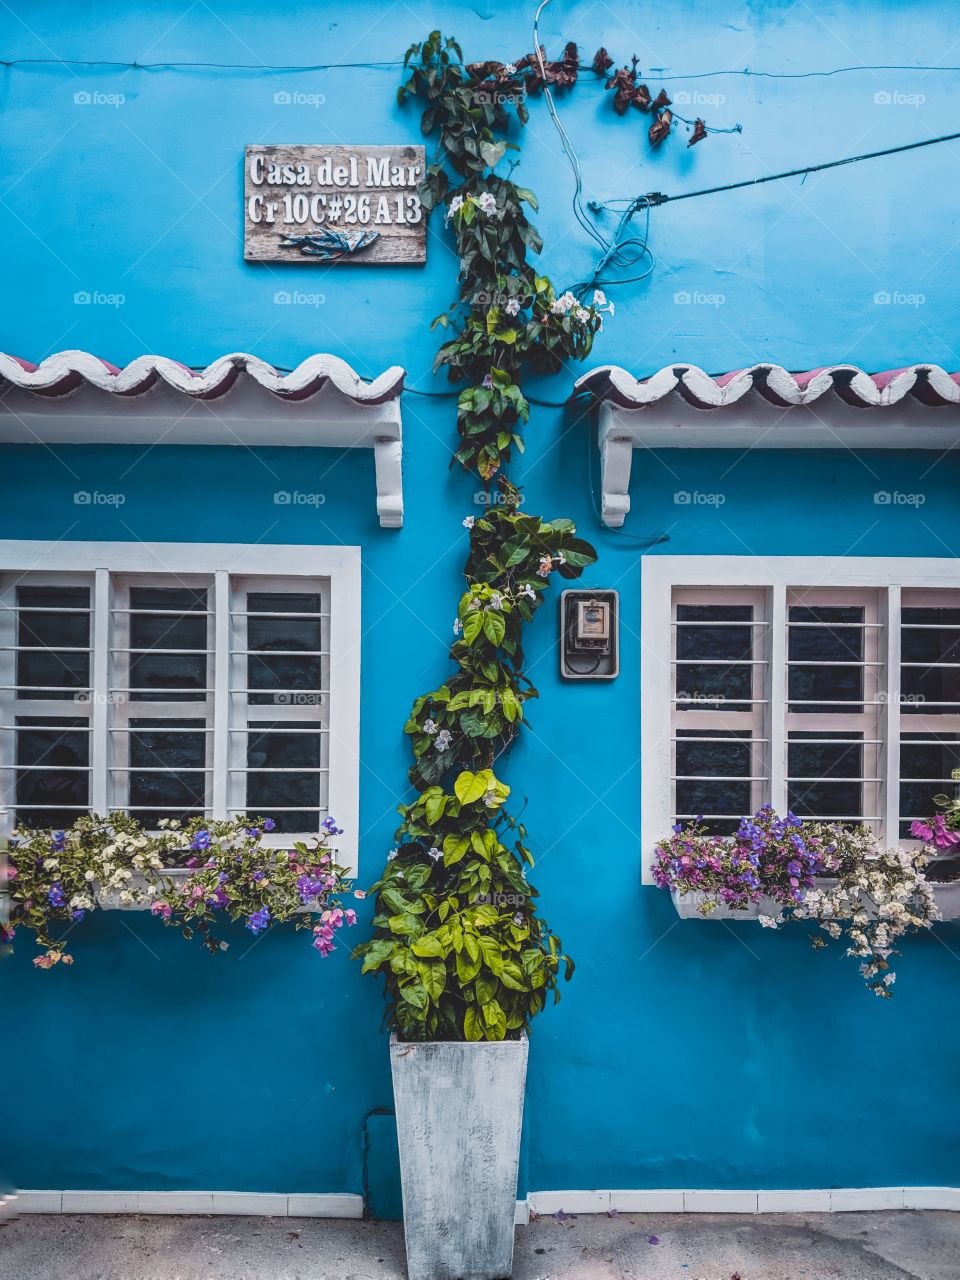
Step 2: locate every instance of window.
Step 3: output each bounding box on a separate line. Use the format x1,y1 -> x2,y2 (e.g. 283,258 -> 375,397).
0,542 -> 360,871
641,557 -> 960,882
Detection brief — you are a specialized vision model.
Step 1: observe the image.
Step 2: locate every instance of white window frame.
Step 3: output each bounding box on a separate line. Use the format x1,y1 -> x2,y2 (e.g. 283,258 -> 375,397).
0,541 -> 361,873
641,555 -> 960,884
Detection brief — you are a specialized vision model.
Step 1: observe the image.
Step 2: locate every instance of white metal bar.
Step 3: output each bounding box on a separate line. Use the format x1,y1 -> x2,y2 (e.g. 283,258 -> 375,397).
212,570 -> 230,821
768,582 -> 787,815
90,569 -> 110,816
885,586 -> 902,844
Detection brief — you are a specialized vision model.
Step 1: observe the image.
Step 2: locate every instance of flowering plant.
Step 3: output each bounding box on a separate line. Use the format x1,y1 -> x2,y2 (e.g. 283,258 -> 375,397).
653,811 -> 940,996
2,813 -> 356,968
910,768 -> 960,881
790,824 -> 940,998
652,806 -> 824,915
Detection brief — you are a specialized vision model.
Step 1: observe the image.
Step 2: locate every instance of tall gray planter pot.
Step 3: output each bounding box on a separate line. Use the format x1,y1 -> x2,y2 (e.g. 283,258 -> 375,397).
390,1033 -> 528,1280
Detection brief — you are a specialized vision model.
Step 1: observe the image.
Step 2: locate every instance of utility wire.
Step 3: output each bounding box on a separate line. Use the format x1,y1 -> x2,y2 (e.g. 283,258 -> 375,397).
3,57 -> 960,79
631,128 -> 960,209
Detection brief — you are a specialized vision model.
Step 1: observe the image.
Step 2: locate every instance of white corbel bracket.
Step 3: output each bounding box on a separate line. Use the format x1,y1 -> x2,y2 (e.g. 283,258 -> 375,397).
374,437 -> 403,529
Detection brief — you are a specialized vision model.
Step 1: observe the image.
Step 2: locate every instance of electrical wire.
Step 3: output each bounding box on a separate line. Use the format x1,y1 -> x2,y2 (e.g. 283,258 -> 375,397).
3,58 -> 960,80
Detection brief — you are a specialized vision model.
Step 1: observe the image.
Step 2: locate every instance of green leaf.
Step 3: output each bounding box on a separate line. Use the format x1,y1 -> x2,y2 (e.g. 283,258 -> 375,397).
482,612 -> 506,645
464,1006 -> 484,1041
443,834 -> 470,865
411,933 -> 445,958
418,960 -> 446,1000
454,771 -> 487,805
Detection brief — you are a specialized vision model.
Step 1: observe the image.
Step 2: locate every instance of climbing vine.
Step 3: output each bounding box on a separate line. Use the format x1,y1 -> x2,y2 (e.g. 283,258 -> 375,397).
353,32 -> 608,1042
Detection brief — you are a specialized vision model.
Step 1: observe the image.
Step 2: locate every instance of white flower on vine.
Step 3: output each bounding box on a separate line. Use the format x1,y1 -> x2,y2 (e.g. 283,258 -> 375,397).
453,618 -> 463,636
428,847 -> 443,862
593,289 -> 607,307
522,583 -> 536,600
488,591 -> 503,610
474,192 -> 498,215
423,718 -> 438,735
575,306 -> 590,323
463,515 -> 475,529
537,555 -> 554,578
446,195 -> 464,220
387,849 -> 398,862
550,291 -> 577,316
504,297 -> 520,316
504,62 -> 517,75
435,729 -> 453,752
556,551 -> 566,565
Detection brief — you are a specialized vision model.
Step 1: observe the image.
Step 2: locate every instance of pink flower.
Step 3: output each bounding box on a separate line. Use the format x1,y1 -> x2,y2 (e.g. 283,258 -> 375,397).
354,889 -> 366,900
344,909 -> 357,926
933,815 -> 960,848
151,901 -> 173,920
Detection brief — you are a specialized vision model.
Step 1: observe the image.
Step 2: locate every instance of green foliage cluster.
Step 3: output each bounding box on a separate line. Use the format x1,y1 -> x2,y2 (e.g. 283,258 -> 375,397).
353,33 -> 601,1041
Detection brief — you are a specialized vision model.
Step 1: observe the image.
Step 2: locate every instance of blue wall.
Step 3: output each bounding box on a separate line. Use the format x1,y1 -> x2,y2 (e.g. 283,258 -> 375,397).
2,0 -> 959,1197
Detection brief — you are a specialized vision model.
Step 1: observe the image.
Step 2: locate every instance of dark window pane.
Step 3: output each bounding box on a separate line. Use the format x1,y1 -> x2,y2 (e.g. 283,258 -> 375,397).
675,729 -> 752,835
15,715 -> 89,828
675,604 -> 754,712
128,587 -> 207,702
246,722 -> 322,832
246,593 -> 324,707
901,607 -> 960,714
128,717 -> 206,826
788,605 -> 864,713
17,586 -> 90,700
788,731 -> 863,821
899,733 -> 960,837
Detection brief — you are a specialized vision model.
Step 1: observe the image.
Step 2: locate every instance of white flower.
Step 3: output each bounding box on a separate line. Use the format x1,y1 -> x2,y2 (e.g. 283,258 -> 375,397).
884,972 -> 896,986
513,912 -> 524,925
607,301 -> 615,317
537,555 -> 553,578
43,858 -> 58,870
445,194 -> 464,220
556,551 -> 566,565
592,289 -> 607,307
504,62 -> 517,75
575,306 -> 590,323
453,618 -> 463,636
483,789 -> 499,807
435,729 -> 453,752
550,290 -> 577,316
463,515 -> 475,529
474,192 -> 497,215
522,583 -> 536,600
428,847 -> 443,862
84,869 -> 96,882
488,591 -> 503,610
504,297 -> 520,316
423,718 -> 439,735
758,914 -> 780,929
387,849 -> 398,862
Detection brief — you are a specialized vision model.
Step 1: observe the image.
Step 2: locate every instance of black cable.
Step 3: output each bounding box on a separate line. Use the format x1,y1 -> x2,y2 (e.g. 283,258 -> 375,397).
631,128 -> 960,210
3,58 -> 960,79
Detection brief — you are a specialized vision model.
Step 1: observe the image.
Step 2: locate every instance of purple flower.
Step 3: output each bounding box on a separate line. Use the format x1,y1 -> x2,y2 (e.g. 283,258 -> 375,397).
47,883 -> 65,908
246,906 -> 271,935
263,818 -> 276,832
322,815 -> 344,836
71,909 -> 85,922
51,831 -> 66,853
191,830 -> 212,851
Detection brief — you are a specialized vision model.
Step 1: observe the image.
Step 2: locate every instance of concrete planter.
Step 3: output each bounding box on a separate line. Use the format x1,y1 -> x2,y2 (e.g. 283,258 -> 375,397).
390,1033 -> 528,1280
670,888 -> 778,920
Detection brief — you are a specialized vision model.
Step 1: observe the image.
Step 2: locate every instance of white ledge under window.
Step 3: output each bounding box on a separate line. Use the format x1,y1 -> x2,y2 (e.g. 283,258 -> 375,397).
0,350 -> 406,528
573,362 -> 960,527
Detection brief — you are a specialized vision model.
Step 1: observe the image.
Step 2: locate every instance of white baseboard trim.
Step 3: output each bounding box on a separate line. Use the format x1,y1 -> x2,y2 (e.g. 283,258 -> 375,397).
526,1187 -> 960,1214
11,1191 -> 364,1218
10,1187 -> 959,1219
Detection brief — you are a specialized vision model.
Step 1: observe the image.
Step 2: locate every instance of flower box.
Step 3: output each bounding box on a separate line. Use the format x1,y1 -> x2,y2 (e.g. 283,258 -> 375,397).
95,869 -> 317,914
931,881 -> 960,921
670,888 -> 780,920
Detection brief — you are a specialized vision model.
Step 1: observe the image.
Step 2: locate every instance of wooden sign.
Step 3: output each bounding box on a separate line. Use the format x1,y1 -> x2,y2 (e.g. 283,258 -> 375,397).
244,144 -> 426,265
